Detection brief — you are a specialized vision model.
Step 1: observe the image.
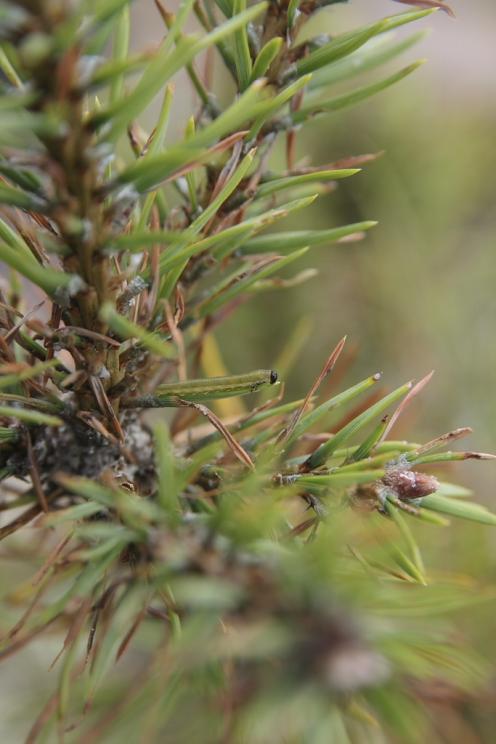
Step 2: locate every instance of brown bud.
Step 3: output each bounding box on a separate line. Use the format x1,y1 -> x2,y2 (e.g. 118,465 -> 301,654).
381,470 -> 439,501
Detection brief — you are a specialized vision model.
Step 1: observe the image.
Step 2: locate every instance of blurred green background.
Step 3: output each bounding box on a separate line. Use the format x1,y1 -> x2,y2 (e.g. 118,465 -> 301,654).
216,0 -> 496,491
128,0 -> 496,735
215,4 -> 496,736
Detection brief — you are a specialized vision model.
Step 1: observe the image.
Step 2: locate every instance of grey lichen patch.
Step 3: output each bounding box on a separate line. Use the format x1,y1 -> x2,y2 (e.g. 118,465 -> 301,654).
7,412 -> 155,492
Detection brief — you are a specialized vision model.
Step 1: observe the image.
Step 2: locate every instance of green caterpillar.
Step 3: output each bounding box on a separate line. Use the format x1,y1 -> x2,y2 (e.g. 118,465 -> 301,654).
123,370 -> 278,408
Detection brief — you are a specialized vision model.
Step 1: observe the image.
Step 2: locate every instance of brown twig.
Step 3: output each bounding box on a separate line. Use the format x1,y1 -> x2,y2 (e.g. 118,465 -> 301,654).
26,432 -> 48,512
280,336 -> 347,443
177,398 -> 254,469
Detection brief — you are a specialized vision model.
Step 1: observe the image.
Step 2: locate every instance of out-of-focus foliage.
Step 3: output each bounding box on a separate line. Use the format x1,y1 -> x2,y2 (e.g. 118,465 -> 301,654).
0,0 -> 494,741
